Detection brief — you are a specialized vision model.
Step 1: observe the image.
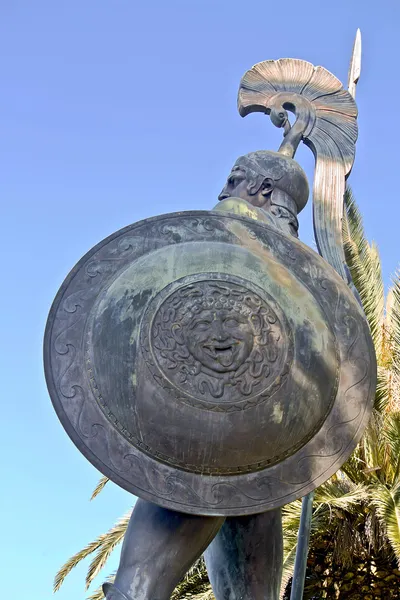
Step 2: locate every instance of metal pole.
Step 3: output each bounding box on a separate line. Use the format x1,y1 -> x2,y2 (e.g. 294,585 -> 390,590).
289,29 -> 361,600
289,491 -> 315,600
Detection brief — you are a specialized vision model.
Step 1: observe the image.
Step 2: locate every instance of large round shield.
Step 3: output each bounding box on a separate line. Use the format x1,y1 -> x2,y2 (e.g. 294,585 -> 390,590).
44,210 -> 376,515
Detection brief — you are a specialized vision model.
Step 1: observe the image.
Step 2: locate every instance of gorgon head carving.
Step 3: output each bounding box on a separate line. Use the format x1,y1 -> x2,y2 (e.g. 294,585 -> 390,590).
151,280 -> 283,399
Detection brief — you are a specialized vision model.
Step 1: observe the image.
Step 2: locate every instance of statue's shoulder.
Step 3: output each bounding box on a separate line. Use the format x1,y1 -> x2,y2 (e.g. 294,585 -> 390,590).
214,197 -> 296,237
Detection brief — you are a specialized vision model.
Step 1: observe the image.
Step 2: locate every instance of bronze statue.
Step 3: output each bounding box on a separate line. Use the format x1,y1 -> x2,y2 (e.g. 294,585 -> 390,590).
44,55 -> 376,600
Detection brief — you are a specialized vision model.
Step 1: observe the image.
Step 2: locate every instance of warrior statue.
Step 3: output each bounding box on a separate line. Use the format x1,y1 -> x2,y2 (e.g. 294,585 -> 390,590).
44,55 -> 375,600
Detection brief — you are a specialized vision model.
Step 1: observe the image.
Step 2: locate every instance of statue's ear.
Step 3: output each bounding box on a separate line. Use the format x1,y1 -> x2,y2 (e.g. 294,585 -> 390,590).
261,178 -> 275,197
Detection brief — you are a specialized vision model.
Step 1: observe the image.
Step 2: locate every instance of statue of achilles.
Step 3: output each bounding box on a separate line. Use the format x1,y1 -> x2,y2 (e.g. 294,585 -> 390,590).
104,58 -> 359,600
44,55 -> 375,600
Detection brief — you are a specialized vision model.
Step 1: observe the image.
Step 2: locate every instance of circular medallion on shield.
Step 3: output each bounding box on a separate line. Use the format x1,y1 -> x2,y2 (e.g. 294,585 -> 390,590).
141,275 -> 293,407
44,210 -> 376,515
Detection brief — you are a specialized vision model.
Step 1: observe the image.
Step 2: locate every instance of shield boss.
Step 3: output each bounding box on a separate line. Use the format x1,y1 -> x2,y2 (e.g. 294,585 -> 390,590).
44,211 -> 376,515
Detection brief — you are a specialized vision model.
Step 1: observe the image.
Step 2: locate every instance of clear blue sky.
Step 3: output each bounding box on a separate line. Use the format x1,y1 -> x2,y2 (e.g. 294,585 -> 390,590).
1,1 -> 399,599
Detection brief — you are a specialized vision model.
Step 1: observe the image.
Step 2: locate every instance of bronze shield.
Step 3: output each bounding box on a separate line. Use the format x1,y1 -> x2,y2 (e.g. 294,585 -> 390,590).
44,211 -> 376,515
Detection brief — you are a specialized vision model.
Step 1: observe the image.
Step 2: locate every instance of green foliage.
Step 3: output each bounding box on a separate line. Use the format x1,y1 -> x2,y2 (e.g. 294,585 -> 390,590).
87,573 -> 116,600
54,509 -> 131,593
171,558 -> 211,600
90,476 -> 109,501
281,188 -> 400,597
342,187 -> 384,352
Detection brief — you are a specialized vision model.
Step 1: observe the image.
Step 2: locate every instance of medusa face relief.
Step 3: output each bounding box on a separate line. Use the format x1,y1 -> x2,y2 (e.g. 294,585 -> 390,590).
186,308 -> 255,373
144,277 -> 291,404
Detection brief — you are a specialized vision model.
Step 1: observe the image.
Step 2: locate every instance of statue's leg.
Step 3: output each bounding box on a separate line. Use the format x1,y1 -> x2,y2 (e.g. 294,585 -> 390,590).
103,498 -> 225,600
204,508 -> 283,600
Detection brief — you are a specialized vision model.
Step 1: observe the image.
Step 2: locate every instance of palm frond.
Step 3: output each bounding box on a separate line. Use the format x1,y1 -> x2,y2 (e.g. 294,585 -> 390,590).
194,591 -> 214,600
282,478 -> 370,587
54,510 -> 131,593
282,480 -> 367,535
282,498 -> 303,532
86,572 -> 115,600
381,289 -> 395,369
171,558 -> 211,600
381,411 -> 400,486
91,476 -> 110,501
340,451 -> 369,483
184,556 -> 207,581
375,366 -> 395,412
389,270 -> 400,403
85,511 -> 132,589
313,480 -> 368,510
177,590 -> 214,600
54,539 -> 106,593
343,187 -> 384,353
280,536 -> 298,599
370,481 -> 400,565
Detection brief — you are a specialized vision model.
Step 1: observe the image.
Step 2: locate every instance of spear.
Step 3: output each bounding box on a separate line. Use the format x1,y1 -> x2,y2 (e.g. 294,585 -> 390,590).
348,28 -> 362,99
289,29 -> 362,600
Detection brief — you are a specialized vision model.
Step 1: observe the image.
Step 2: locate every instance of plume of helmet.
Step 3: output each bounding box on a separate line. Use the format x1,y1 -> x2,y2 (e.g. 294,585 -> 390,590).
238,58 -> 358,282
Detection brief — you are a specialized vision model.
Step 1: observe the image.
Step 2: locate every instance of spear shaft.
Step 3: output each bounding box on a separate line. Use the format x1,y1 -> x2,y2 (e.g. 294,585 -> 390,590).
289,29 -> 362,600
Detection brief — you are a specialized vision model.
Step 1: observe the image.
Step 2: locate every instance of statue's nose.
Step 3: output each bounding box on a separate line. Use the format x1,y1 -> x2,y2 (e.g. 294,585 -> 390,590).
218,188 -> 230,201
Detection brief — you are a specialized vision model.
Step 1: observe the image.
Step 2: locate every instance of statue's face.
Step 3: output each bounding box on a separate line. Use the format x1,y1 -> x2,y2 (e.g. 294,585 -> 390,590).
186,308 -> 254,373
218,166 -> 273,209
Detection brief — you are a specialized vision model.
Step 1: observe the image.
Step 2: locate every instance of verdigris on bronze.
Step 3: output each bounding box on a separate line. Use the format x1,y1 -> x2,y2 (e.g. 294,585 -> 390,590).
44,57 -> 376,600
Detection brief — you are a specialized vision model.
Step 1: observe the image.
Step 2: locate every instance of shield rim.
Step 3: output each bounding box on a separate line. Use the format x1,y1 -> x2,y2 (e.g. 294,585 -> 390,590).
44,210 -> 376,516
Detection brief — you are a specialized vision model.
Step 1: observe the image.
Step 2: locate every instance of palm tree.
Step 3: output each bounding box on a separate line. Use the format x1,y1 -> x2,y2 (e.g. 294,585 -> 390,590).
279,189 -> 400,599
54,189 -> 400,600
281,413 -> 400,599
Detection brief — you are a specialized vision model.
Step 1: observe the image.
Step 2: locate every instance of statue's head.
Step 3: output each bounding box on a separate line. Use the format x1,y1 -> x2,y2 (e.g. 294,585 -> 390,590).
218,151 -> 309,235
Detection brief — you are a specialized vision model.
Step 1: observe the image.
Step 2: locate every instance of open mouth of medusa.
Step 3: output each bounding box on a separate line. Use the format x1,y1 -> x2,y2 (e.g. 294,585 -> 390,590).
181,305 -> 256,373
203,342 -> 236,359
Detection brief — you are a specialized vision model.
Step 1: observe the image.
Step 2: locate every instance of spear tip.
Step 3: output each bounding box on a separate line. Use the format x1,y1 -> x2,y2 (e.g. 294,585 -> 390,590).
348,29 -> 362,98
